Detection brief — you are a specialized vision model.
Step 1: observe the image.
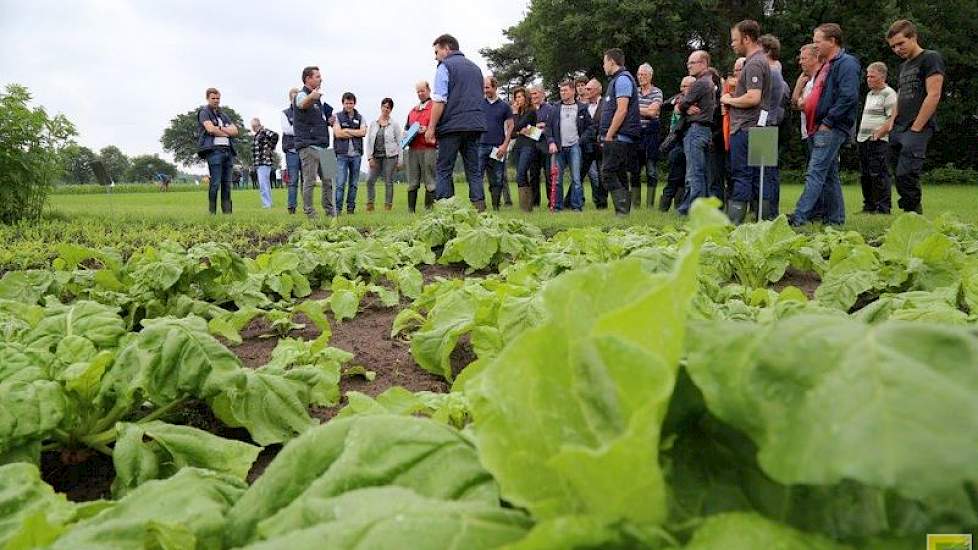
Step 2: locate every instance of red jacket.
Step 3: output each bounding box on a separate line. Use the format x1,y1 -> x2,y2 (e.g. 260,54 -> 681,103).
406,100 -> 437,149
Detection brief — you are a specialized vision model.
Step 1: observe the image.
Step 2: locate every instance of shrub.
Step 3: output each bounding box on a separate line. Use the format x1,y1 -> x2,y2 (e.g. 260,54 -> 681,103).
0,84 -> 76,223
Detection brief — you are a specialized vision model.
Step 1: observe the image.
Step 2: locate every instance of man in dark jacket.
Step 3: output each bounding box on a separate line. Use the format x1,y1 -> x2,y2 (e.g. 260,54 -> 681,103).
789,23 -> 861,226
425,34 -> 487,210
580,78 -> 607,209
549,80 -> 591,211
599,48 -> 642,216
293,66 -> 336,218
197,87 -> 239,214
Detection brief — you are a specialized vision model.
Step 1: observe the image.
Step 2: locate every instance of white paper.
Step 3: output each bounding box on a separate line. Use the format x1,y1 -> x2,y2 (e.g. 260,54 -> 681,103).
490,147 -> 505,161
526,127 -> 543,141
758,109 -> 769,128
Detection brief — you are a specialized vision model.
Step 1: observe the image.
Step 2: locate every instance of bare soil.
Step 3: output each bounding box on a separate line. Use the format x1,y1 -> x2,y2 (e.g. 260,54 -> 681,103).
772,267 -> 821,299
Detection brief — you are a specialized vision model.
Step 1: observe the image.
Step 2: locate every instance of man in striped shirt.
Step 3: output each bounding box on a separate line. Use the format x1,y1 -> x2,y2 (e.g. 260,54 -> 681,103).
857,62 -> 897,213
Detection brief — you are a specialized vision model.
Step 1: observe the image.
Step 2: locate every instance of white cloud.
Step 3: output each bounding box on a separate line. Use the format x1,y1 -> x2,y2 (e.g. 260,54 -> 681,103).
0,0 -> 528,172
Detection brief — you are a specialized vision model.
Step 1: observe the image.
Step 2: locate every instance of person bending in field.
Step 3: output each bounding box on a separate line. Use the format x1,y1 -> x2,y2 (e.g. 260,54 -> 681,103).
197,87 -> 239,214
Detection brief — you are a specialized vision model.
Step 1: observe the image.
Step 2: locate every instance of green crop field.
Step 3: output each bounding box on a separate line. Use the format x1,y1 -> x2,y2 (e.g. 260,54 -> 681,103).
2,192 -> 977,549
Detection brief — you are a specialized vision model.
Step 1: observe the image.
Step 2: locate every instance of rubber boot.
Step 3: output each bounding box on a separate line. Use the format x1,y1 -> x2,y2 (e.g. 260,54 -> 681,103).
646,185 -> 656,209
502,184 -> 513,206
209,199 -> 217,215
630,186 -> 641,209
424,190 -> 435,210
611,187 -> 631,216
221,199 -> 232,214
490,187 -> 502,211
518,186 -> 533,212
760,200 -> 775,221
727,200 -> 747,225
658,194 -> 672,212
407,190 -> 418,213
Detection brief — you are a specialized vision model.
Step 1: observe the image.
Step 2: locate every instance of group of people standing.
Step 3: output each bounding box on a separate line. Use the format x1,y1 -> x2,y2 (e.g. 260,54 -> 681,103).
196,21 -> 943,224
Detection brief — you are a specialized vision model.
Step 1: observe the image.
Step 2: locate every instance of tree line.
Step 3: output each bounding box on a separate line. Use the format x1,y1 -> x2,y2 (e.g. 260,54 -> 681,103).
481,0 -> 978,171
59,144 -> 179,185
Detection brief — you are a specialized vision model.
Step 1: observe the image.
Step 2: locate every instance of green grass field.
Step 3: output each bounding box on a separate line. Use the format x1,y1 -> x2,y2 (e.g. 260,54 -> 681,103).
48,182 -> 977,238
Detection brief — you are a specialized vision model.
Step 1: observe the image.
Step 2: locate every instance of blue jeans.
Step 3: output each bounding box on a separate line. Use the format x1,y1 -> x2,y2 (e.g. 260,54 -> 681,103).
730,129 -> 779,204
256,165 -> 273,208
678,124 -> 712,215
478,144 -> 505,191
556,144 -> 583,211
335,155 -> 361,213
285,149 -> 302,209
794,128 -> 846,225
206,148 -> 233,214
436,131 -> 484,202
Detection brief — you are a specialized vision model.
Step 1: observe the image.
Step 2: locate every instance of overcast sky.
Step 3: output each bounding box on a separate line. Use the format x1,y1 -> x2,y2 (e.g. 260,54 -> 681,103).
0,0 -> 528,172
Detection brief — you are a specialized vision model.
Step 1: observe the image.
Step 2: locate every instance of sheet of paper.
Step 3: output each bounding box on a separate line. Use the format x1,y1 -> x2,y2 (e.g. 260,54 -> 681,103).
526,126 -> 543,141
757,109 -> 769,127
490,147 -> 505,161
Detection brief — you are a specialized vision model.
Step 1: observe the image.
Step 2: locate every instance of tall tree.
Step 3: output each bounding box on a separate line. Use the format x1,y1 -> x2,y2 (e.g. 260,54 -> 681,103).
126,154 -> 178,183
59,144 -> 98,184
160,106 -> 251,168
98,145 -> 130,182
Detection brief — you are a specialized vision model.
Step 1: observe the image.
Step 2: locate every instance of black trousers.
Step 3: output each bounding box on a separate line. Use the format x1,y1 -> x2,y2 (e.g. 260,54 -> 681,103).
601,141 -> 634,193
527,146 -> 551,206
859,139 -> 892,213
889,127 -> 932,214
661,145 -> 686,210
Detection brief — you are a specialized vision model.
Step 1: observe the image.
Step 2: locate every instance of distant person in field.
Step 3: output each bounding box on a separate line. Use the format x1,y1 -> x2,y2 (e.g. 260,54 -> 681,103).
633,62 -> 664,209
427,33 -> 488,210
250,117 -> 279,209
365,97 -> 404,212
878,19 -> 945,214
294,66 -> 336,218
599,48 -> 642,216
720,20 -> 773,224
281,88 -> 302,214
581,78 -> 607,209
677,50 -> 717,217
405,81 -> 437,212
788,23 -> 861,227
333,92 -> 367,214
479,75 -> 514,210
197,87 -> 239,214
155,172 -> 172,192
857,62 -> 897,214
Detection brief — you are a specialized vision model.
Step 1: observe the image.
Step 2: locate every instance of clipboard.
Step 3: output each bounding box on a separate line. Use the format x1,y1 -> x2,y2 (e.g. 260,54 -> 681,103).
401,122 -> 421,149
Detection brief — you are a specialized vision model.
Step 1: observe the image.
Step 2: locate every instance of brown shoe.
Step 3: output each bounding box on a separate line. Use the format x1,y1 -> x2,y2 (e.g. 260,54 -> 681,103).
384,203 -> 392,211
366,202 -> 375,212
518,187 -> 533,212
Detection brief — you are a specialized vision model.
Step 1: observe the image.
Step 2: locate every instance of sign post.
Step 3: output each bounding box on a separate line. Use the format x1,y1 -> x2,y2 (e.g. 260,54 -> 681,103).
747,127 -> 779,221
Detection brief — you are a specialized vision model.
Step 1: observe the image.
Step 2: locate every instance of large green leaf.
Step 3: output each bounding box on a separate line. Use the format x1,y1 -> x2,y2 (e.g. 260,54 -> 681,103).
242,487 -> 531,550
680,512 -> 851,550
0,463 -> 77,548
225,414 -> 499,547
466,202 -> 722,529
23,300 -> 126,352
686,315 -> 978,500
111,421 -> 261,497
46,468 -> 245,550
409,288 -> 477,381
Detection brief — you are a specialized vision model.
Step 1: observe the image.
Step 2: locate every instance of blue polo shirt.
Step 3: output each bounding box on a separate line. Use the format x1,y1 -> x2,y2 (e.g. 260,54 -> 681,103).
480,97 -> 513,146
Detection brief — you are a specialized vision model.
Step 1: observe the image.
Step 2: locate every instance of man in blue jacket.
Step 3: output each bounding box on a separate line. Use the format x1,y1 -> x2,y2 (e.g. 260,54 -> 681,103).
425,34 -> 487,211
789,23 -> 861,226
